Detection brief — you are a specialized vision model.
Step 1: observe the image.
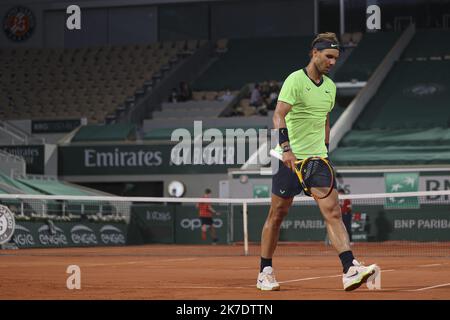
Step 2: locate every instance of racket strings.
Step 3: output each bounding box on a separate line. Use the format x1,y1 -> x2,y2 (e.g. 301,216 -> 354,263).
303,160 -> 328,182
301,159 -> 334,198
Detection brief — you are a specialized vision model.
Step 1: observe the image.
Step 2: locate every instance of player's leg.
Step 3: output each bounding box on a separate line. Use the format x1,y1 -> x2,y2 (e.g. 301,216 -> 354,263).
315,189 -> 351,253
200,218 -> 207,240
316,190 -> 377,291
257,194 -> 292,291
342,213 -> 352,243
210,222 -> 218,244
261,194 -> 293,260
257,160 -> 301,291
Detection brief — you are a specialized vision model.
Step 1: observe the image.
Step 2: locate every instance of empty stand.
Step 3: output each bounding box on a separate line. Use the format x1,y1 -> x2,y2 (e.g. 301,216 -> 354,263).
151,100 -> 228,121
71,123 -> 136,142
356,60 -> 450,130
17,176 -> 97,196
0,42 -> 196,123
144,124 -> 268,141
334,32 -> 401,82
332,29 -> 450,166
193,36 -> 311,91
402,29 -> 450,60
0,172 -> 41,195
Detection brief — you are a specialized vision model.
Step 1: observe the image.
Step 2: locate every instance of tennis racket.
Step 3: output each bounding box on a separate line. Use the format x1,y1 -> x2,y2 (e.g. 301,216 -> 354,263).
270,148 -> 335,200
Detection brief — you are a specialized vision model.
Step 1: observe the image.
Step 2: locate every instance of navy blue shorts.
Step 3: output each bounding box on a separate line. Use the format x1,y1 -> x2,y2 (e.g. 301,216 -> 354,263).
272,159 -> 337,198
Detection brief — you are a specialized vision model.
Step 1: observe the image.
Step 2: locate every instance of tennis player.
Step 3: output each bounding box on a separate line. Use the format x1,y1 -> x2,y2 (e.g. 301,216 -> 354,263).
257,32 -> 377,292
197,188 -> 219,244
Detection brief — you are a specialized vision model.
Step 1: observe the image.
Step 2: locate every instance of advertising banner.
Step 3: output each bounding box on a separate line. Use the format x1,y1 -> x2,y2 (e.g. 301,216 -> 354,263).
12,221 -> 128,248
0,145 -> 45,174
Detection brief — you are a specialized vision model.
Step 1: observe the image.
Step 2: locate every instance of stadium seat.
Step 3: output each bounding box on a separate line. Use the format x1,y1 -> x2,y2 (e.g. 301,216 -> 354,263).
341,32 -> 352,45
351,32 -> 363,44
0,41 -> 197,123
216,38 -> 229,53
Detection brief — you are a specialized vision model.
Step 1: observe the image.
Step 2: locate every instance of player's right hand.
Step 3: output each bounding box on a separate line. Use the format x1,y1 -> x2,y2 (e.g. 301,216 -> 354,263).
282,150 -> 297,172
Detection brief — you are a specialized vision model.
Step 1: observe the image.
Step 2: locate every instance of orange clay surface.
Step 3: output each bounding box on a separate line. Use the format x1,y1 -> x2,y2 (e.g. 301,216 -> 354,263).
1,243 -> 449,300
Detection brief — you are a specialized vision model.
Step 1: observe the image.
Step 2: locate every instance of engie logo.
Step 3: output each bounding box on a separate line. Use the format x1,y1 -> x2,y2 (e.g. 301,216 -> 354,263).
180,218 -> 223,230
71,225 -> 98,245
13,224 -> 35,246
3,6 -> 36,42
100,225 -> 125,244
38,225 -> 68,245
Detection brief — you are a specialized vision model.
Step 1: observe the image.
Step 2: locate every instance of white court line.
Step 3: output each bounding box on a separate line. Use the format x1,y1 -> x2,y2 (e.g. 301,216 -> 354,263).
417,264 -> 442,268
279,274 -> 341,284
279,269 -> 395,285
248,269 -> 395,287
82,257 -> 198,267
83,285 -> 247,290
405,283 -> 450,292
83,269 -> 398,291
161,258 -> 198,262
82,261 -> 143,267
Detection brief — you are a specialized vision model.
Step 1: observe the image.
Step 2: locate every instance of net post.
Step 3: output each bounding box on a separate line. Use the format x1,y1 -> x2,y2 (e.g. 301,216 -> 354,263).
243,201 -> 249,256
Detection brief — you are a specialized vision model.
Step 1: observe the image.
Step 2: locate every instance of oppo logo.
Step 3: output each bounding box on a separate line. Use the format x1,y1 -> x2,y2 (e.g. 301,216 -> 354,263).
180,218 -> 223,230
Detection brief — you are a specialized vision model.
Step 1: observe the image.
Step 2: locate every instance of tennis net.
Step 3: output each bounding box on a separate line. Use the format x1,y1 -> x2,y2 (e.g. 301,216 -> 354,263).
0,190 -> 449,256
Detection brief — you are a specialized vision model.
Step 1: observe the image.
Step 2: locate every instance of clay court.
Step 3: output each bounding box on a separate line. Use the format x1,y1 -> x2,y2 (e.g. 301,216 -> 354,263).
1,243 -> 449,300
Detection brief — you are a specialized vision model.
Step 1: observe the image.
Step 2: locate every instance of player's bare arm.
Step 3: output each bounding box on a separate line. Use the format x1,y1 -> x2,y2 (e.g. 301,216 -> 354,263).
273,101 -> 296,171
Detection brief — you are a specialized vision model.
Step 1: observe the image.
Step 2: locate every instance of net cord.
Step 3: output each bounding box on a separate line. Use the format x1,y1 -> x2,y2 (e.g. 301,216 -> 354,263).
1,190 -> 450,204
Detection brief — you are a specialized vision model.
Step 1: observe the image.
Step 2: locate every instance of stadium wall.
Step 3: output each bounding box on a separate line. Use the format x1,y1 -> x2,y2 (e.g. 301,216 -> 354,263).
128,201 -> 450,245
0,3 -> 158,48
228,171 -> 450,198
61,173 -> 228,198
0,0 -> 314,48
210,0 -> 314,39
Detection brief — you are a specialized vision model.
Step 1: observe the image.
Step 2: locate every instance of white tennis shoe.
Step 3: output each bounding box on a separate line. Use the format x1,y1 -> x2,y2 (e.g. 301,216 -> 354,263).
343,259 -> 378,291
257,266 -> 280,291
